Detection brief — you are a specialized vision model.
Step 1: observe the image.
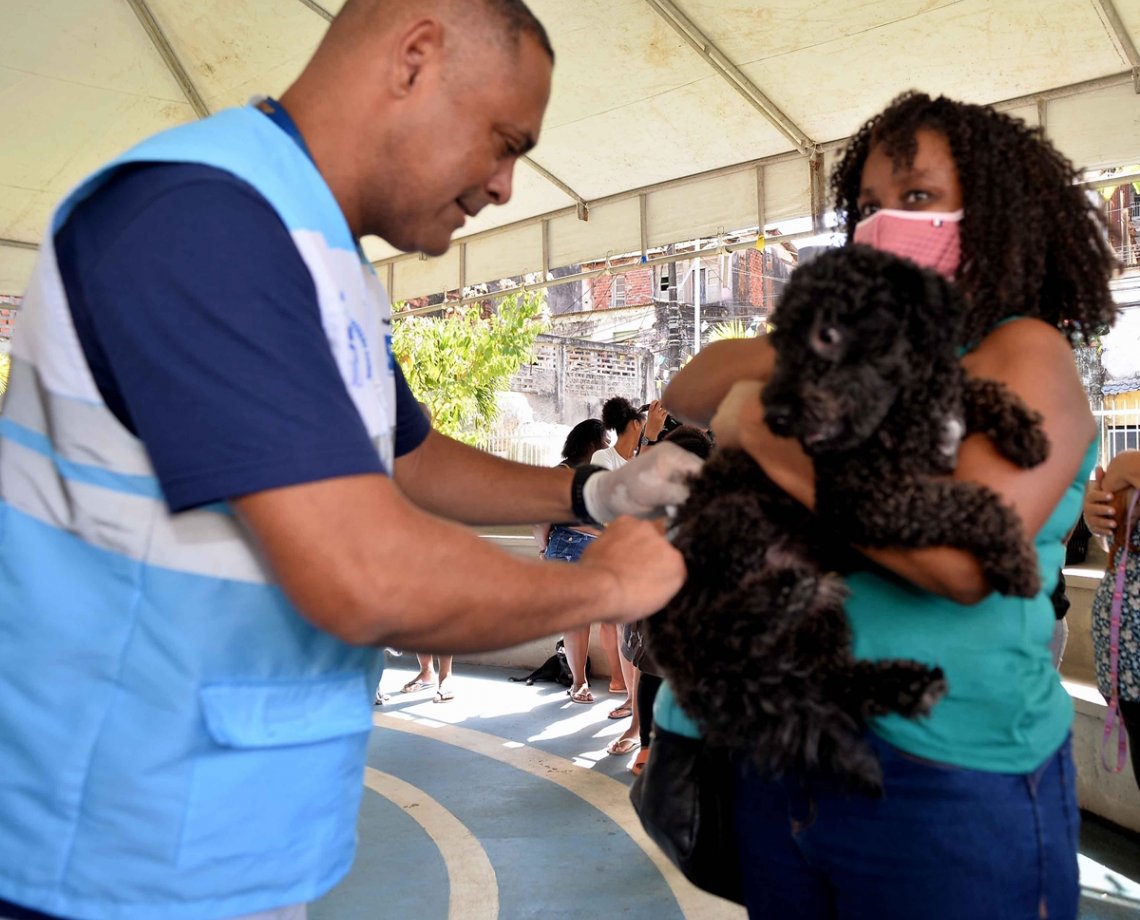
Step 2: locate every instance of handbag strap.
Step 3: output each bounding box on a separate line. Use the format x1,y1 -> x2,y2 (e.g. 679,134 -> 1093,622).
1102,489 -> 1139,773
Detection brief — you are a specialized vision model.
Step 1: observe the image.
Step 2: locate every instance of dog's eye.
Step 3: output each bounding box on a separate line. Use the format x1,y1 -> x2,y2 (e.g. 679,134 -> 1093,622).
811,323 -> 844,357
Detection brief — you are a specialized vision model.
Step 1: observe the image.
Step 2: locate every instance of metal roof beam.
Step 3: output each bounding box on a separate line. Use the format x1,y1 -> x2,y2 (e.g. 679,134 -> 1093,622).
992,70 -> 1135,116
0,238 -> 38,253
290,0 -> 590,219
375,70 -> 1138,279
395,229 -> 816,316
294,0 -> 334,22
1091,0 -> 1140,91
643,0 -> 815,154
123,0 -> 210,119
522,157 -> 590,220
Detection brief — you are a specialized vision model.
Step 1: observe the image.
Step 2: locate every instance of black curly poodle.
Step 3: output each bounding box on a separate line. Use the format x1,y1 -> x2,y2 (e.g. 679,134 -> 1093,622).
646,246 -> 1049,795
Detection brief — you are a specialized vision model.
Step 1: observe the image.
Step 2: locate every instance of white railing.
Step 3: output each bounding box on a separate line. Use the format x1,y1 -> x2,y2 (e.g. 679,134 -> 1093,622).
475,433 -> 564,468
1095,396 -> 1140,469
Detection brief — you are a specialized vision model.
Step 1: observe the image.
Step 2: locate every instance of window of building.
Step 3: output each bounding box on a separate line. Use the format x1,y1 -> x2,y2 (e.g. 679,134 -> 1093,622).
611,275 -> 626,308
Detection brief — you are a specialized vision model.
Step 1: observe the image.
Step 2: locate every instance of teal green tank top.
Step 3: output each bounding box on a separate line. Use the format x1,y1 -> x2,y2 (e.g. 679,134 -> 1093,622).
845,436 -> 1097,771
656,437 -> 1098,772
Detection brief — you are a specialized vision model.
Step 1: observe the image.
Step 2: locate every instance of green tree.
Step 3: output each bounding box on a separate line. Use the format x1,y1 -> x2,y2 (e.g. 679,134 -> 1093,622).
706,318 -> 771,344
392,289 -> 547,442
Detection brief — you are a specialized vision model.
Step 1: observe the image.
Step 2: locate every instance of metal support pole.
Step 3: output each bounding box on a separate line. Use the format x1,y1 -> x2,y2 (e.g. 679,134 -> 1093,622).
123,0 -> 210,119
692,255 -> 702,354
293,0 -> 334,21
666,245 -> 681,376
1091,0 -> 1140,90
0,238 -> 38,253
644,0 -> 815,153
809,149 -> 827,235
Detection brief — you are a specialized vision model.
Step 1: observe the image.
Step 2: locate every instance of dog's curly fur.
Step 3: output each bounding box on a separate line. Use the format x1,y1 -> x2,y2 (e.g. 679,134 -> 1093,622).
646,246 -> 1050,794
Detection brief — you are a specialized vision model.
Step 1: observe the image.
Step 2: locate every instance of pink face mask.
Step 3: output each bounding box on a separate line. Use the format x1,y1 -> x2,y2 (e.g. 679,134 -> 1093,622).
851,208 -> 963,278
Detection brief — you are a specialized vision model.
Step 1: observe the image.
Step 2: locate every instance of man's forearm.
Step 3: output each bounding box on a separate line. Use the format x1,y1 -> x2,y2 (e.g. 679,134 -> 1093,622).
234,473 -> 683,652
395,430 -> 578,525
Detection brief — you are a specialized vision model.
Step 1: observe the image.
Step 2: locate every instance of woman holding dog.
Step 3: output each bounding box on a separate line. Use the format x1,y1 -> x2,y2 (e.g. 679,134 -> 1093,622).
662,91 -> 1116,919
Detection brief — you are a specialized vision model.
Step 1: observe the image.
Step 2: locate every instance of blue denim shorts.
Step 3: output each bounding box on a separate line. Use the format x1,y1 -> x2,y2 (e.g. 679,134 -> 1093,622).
733,734 -> 1080,919
543,526 -> 596,563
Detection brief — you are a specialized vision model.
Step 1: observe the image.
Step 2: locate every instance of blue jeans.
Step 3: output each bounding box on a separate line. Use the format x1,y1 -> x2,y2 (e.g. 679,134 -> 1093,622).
734,734 -> 1080,919
543,525 -> 595,563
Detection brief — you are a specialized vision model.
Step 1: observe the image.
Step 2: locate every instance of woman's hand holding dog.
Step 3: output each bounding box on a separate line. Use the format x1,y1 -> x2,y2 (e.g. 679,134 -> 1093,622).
709,380 -> 817,511
1083,465 -> 1114,539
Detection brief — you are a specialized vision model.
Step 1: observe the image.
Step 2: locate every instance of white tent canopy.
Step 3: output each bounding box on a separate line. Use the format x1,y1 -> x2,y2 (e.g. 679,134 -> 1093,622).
2,0 -> 1139,300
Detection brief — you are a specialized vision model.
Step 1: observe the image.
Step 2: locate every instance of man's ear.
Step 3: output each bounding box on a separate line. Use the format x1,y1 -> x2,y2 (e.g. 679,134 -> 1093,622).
389,18 -> 444,97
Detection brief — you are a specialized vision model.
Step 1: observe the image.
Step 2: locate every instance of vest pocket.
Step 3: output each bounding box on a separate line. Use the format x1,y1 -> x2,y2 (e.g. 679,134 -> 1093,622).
178,674 -> 373,869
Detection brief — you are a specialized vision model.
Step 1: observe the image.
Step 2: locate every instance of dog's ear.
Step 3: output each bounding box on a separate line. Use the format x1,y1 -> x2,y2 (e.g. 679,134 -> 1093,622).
888,258 -> 964,359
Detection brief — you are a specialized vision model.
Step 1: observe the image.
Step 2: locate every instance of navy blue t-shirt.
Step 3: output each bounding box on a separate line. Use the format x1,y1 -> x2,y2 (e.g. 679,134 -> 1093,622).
54,162 -> 429,512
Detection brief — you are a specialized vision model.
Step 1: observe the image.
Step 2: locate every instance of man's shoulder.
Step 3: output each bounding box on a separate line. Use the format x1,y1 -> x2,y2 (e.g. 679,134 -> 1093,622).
70,162 -> 271,232
57,161 -> 295,287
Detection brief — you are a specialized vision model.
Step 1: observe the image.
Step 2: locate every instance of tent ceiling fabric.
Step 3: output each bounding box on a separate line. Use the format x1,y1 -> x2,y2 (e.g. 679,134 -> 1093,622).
1,0 -> 1138,300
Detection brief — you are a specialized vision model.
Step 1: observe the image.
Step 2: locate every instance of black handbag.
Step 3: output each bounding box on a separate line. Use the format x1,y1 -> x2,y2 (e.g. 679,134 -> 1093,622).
620,620 -> 650,671
629,725 -> 744,905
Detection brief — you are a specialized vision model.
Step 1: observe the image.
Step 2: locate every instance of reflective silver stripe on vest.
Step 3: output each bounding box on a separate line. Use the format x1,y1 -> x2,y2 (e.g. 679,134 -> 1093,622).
0,438 -> 271,583
3,357 -> 155,477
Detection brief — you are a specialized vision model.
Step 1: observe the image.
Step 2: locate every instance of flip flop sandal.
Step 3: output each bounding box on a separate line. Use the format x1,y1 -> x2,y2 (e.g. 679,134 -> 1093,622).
401,678 -> 436,693
569,685 -> 595,703
608,706 -> 633,719
433,689 -> 455,703
630,748 -> 650,776
606,738 -> 640,756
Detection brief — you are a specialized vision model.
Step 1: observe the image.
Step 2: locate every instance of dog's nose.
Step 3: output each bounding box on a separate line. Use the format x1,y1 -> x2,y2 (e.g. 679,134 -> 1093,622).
765,404 -> 794,435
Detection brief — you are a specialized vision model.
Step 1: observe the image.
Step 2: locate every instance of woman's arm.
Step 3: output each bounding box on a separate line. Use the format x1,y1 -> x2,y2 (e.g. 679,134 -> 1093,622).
1096,451 -> 1140,554
703,320 -> 1095,604
1100,451 -> 1140,494
663,337 -> 775,426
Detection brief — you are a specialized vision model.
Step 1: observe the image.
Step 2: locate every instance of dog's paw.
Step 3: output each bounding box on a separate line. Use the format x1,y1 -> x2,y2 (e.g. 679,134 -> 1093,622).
985,546 -> 1041,598
897,668 -> 947,717
1006,422 -> 1050,469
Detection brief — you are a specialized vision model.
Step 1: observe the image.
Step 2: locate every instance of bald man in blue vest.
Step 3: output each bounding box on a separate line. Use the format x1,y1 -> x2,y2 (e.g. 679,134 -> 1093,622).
0,2 -> 698,917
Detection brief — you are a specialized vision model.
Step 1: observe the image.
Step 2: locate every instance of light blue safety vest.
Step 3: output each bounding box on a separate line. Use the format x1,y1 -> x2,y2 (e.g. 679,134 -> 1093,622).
0,106 -> 396,919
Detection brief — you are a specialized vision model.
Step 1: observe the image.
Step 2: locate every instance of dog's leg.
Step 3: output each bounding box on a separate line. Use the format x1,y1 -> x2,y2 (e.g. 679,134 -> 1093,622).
832,659 -> 947,719
963,377 -> 1049,469
837,480 -> 1041,597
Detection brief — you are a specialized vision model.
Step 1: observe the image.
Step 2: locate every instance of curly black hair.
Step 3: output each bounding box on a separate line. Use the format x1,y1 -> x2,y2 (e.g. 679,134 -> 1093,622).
831,91 -> 1117,346
561,418 -> 606,465
601,396 -> 644,435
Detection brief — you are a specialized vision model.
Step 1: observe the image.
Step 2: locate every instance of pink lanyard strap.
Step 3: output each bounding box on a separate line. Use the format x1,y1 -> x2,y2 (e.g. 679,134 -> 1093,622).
1102,489 -> 1140,773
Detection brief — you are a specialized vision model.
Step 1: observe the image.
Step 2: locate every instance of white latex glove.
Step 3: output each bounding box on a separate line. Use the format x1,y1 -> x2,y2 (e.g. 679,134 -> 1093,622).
583,441 -> 703,522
